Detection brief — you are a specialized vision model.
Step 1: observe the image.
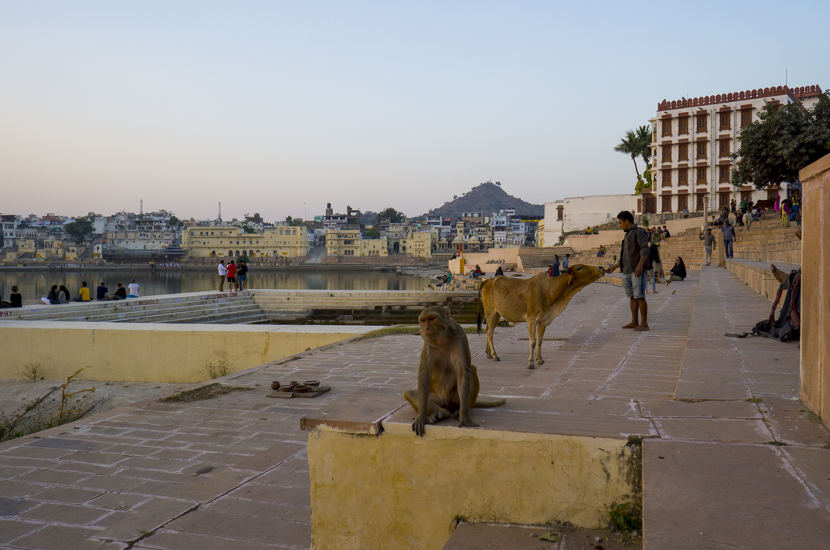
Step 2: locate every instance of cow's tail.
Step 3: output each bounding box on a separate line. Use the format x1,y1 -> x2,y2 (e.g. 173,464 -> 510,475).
476,279 -> 485,334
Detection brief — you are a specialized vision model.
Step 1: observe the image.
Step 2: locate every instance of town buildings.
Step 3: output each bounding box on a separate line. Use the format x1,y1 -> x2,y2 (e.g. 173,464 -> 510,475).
649,84 -> 823,214
181,224 -> 309,259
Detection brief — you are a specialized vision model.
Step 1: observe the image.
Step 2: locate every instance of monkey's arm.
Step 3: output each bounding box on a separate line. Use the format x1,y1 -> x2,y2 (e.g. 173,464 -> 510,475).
412,348 -> 432,436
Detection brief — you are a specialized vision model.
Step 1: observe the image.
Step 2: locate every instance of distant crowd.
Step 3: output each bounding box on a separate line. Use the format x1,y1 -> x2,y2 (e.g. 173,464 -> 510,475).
0,279 -> 141,308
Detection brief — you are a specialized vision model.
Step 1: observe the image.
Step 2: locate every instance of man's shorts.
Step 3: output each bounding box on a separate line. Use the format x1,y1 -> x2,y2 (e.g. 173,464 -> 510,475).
623,272 -> 647,299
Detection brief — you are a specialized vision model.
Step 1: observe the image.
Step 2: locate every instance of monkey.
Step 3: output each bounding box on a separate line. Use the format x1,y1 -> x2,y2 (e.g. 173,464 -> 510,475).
404,306 -> 506,437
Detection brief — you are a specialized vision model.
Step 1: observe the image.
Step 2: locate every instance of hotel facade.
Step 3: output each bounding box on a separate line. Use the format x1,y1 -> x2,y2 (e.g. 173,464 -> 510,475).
647,84 -> 822,214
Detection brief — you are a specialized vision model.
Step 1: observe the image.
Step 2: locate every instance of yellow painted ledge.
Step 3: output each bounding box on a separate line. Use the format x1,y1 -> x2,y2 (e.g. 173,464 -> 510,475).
306,421 -> 638,550
0,321 -> 378,383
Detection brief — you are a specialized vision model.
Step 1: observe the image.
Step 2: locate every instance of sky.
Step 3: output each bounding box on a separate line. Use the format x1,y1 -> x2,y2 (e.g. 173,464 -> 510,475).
1,1 -> 828,222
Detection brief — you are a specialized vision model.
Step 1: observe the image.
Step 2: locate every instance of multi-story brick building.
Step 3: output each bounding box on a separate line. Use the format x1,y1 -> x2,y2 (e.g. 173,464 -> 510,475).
648,84 -> 822,214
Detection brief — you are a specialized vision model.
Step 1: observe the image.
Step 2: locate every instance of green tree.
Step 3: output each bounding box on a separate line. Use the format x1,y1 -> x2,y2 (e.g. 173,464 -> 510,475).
732,92 -> 830,188
614,125 -> 651,179
285,216 -> 304,226
376,207 -> 405,224
363,226 -> 380,238
168,215 -> 182,228
64,215 -> 94,244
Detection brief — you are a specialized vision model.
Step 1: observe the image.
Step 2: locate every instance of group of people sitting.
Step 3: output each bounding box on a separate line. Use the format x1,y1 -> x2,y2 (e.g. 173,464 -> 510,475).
469,264 -> 504,278
39,280 -> 140,305
647,225 -> 671,242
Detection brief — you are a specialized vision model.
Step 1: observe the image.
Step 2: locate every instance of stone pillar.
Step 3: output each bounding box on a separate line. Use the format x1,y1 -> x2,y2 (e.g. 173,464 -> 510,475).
799,153 -> 830,428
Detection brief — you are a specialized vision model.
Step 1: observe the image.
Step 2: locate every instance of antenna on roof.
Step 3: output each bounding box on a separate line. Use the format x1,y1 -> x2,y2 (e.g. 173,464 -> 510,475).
218,201 -> 222,222
785,69 -> 788,87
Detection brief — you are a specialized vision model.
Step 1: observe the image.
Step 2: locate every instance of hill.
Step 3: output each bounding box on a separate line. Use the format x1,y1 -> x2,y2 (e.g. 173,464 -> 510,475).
424,181 -> 544,219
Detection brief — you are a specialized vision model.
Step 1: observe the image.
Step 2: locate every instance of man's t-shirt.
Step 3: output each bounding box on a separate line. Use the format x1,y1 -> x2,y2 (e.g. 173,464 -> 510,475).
79,287 -> 91,301
127,283 -> 139,296
9,293 -> 22,307
114,287 -> 127,299
226,264 -> 237,278
218,263 -> 227,276
97,286 -> 108,300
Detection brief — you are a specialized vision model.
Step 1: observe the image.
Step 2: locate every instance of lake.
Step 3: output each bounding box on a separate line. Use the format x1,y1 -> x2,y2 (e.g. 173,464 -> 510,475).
0,268 -> 429,305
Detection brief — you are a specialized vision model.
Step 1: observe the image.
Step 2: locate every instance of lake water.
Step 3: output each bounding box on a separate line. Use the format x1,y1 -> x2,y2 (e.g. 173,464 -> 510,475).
0,269 -> 429,305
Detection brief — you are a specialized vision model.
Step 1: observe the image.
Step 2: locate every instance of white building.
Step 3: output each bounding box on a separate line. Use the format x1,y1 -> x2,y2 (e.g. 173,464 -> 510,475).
649,84 -> 822,214
543,194 -> 637,245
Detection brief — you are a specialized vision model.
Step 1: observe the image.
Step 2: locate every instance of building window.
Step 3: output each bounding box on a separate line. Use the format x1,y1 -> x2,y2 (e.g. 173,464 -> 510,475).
740,109 -> 753,128
662,145 -> 672,163
719,165 -> 730,183
719,140 -> 731,158
719,111 -> 730,130
696,193 -> 706,211
696,114 -> 707,132
662,119 -> 672,137
696,167 -> 707,184
663,170 -> 672,187
696,141 -> 706,158
719,192 -> 730,210
662,195 -> 672,212
678,117 -> 688,134
678,168 -> 688,186
556,205 -> 563,221
678,143 -> 689,161
678,194 -> 688,212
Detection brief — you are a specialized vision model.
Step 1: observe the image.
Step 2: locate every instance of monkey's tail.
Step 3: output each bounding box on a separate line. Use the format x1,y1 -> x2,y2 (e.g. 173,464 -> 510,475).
474,396 -> 506,408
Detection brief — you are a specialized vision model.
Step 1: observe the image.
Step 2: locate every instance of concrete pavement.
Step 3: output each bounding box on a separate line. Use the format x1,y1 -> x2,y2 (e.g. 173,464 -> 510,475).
0,267 -> 827,549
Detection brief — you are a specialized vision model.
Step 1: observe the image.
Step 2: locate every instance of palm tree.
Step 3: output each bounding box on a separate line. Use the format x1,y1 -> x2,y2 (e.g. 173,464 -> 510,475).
614,125 -> 652,179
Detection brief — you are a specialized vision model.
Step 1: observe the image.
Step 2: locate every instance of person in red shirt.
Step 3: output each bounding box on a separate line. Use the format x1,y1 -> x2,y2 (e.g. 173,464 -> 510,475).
226,260 -> 237,291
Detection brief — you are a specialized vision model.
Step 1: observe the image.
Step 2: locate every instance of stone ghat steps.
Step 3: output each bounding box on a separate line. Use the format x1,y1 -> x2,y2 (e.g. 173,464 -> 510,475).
249,290 -> 481,324
4,292 -> 240,321
1,292 -> 267,324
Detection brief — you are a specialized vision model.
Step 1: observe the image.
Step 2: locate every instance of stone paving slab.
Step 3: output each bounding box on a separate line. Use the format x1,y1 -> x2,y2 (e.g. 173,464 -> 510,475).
0,267 -> 826,549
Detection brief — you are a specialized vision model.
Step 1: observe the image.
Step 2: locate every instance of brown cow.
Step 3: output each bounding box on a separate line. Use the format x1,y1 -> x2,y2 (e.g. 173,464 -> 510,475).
478,264 -> 605,369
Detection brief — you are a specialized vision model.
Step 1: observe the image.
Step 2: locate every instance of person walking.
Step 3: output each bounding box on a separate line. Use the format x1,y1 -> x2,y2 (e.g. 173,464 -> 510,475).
562,254 -> 570,271
722,219 -> 736,259
700,228 -> 716,266
217,260 -> 227,291
550,255 -> 560,277
605,211 -> 650,331
647,241 -> 660,293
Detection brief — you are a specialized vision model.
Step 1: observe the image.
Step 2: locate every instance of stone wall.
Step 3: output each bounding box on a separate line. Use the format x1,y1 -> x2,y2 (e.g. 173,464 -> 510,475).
799,153 -> 830,428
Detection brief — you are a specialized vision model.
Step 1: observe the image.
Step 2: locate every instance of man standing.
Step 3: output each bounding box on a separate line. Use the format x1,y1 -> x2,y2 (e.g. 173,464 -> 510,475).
606,211 -> 650,331
226,260 -> 237,291
562,254 -> 570,270
700,228 -> 716,266
722,220 -> 735,259
217,260 -> 227,291
237,260 -> 248,291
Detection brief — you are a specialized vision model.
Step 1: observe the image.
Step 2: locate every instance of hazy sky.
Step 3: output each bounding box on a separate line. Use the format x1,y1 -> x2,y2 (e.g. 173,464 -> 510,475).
2,1 -> 828,222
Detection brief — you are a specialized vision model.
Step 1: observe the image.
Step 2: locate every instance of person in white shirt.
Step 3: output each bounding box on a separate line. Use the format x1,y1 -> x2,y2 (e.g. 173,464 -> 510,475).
217,260 -> 227,291
127,279 -> 140,298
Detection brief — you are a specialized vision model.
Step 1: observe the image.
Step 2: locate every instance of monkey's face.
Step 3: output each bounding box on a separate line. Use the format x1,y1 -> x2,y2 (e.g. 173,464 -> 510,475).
419,309 -> 449,346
